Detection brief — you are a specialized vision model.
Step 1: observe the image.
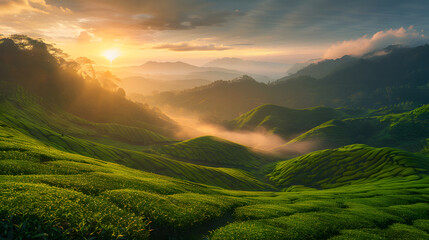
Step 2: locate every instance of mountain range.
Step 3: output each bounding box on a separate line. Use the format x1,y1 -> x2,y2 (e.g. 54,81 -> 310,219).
97,60 -> 274,96
143,45 -> 429,120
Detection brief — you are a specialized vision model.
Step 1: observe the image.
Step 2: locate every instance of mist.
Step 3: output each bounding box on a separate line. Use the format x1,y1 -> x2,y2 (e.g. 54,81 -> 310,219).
161,108 -> 288,152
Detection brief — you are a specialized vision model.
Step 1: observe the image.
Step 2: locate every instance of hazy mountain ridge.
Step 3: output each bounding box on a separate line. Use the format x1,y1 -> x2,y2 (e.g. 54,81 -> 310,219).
104,60 -> 273,85
144,44 -> 429,119
204,57 -> 291,78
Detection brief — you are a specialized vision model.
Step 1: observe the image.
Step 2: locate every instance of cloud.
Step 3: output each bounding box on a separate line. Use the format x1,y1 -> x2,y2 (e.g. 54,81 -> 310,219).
0,0 -> 70,15
77,31 -> 92,43
0,0 -> 48,15
323,26 -> 428,59
228,43 -> 254,46
44,0 -> 244,31
152,42 -> 231,51
161,108 -> 287,151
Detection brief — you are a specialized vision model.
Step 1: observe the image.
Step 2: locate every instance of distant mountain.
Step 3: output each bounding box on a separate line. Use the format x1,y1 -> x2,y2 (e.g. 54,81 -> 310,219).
204,57 -> 291,79
137,61 -> 199,74
102,60 -> 273,86
121,76 -> 210,95
145,45 -> 429,119
281,56 -> 357,80
285,58 -> 320,75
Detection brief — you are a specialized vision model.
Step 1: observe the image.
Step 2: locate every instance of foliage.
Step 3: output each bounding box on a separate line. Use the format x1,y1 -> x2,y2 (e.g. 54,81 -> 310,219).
269,144 -> 429,189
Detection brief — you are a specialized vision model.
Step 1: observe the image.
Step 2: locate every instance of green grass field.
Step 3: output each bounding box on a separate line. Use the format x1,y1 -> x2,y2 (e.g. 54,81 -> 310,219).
2,118 -> 429,239
2,106 -> 429,239
0,87 -> 428,240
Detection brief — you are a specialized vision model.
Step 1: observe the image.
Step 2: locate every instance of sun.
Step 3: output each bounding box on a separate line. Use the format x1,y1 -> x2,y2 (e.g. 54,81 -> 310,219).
102,49 -> 121,63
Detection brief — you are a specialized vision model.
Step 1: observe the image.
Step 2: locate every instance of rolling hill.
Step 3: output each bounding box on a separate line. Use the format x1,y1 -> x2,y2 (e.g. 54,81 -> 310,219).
228,104 -> 352,140
281,104 -> 429,153
269,144 -> 429,189
3,114 -> 429,239
0,91 -> 271,191
152,136 -> 267,169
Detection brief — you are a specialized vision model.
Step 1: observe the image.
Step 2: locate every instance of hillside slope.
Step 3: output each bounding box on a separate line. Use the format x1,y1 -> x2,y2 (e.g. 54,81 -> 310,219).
228,104 -> 350,140
0,36 -> 176,136
0,88 -> 272,191
3,118 -> 429,240
153,136 -> 267,169
282,104 -> 429,153
269,144 -> 429,189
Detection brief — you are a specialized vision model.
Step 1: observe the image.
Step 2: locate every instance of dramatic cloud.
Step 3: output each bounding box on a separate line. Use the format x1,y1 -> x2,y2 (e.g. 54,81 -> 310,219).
43,0 -> 244,31
323,26 -> 428,59
152,42 -> 231,51
2,0 -> 429,65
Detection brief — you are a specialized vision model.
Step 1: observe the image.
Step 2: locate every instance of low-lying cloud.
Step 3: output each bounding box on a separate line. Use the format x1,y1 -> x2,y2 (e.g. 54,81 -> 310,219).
152,42 -> 231,51
323,26 -> 427,59
161,109 -> 287,151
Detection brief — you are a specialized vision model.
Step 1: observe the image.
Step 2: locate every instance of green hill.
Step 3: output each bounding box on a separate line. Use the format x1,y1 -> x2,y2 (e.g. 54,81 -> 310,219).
282,104 -> 429,153
153,136 -> 267,168
2,126 -> 429,239
269,144 -> 429,189
0,36 -> 176,136
0,120 -> 255,239
0,87 -> 172,147
229,104 -> 349,140
0,88 -> 271,191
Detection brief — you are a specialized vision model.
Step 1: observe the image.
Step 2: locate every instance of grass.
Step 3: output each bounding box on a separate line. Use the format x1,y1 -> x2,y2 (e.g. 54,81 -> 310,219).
0,92 -> 272,191
1,122 -> 429,239
209,177 -> 429,240
0,88 -> 173,147
0,85 -> 428,239
152,136 -> 267,169
269,144 -> 429,189
283,104 -> 429,153
0,121 -> 251,239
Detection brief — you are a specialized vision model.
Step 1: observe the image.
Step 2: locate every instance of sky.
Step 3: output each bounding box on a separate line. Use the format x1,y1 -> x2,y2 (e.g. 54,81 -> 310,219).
0,0 -> 429,66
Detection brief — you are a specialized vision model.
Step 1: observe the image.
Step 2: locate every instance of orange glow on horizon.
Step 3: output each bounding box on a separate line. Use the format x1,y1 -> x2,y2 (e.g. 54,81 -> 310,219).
102,49 -> 121,63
